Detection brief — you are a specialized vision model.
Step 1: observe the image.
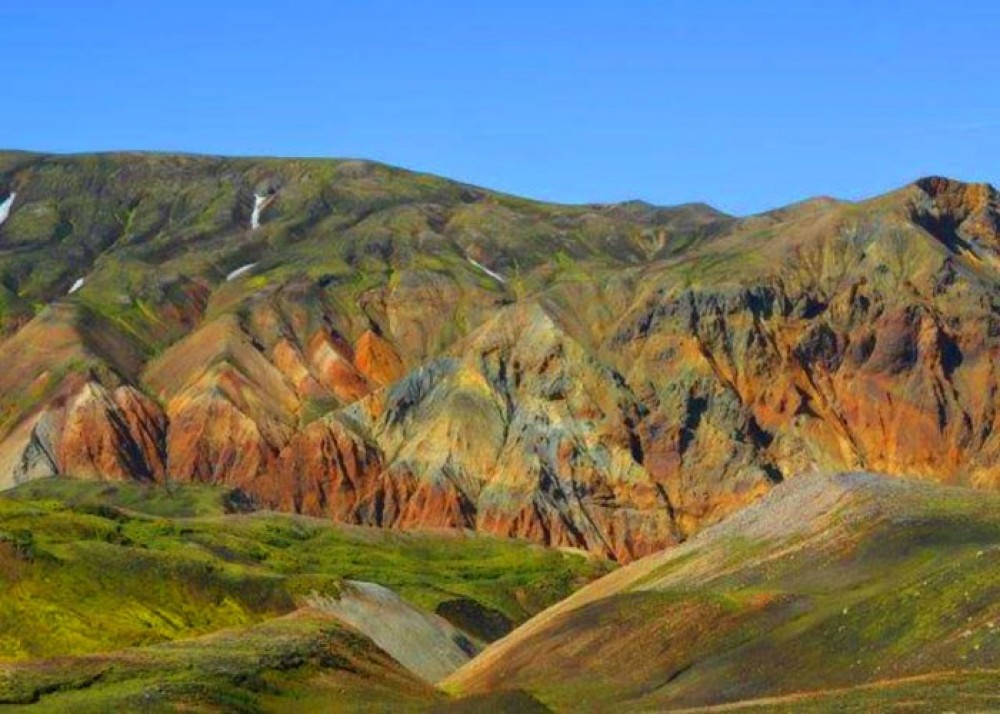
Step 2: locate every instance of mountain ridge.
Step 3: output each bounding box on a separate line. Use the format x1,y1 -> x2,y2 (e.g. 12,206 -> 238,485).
0,151 -> 998,561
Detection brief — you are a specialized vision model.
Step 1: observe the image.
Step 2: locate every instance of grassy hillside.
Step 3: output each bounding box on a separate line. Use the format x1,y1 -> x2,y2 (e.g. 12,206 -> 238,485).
1,610 -> 442,713
9,472 -> 1000,712
0,477 -> 611,662
445,472 -> 1000,712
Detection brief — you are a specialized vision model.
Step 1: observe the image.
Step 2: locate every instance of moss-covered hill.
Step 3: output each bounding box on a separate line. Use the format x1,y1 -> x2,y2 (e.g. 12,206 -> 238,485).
1,611 -> 440,713
0,150 -> 727,343
0,477 -> 610,710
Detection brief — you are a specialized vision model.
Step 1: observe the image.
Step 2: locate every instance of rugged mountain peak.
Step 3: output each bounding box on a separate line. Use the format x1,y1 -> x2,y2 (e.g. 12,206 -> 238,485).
911,175 -> 999,248
914,175 -> 996,203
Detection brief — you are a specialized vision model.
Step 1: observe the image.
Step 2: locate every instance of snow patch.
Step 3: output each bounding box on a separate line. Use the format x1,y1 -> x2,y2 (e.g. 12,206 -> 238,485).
226,263 -> 257,281
467,256 -> 506,283
68,278 -> 84,294
250,194 -> 267,230
0,192 -> 16,226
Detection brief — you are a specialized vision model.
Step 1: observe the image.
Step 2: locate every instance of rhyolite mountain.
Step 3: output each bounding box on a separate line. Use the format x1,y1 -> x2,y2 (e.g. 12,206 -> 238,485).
0,150 -> 998,561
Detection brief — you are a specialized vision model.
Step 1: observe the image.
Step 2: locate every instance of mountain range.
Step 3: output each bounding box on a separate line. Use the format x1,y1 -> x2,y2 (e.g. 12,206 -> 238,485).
2,152 -> 1000,710
1,152 -> 998,561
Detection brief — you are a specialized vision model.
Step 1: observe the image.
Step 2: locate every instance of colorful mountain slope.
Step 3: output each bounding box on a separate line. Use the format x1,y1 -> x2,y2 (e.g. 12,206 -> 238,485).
1,152 -> 1000,562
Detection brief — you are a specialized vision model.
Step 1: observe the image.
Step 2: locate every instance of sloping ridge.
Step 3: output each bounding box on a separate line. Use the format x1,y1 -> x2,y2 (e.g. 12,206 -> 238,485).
445,471 -> 1000,711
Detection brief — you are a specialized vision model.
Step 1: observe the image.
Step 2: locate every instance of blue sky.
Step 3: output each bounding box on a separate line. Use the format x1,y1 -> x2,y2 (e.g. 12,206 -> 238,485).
2,1 -> 997,214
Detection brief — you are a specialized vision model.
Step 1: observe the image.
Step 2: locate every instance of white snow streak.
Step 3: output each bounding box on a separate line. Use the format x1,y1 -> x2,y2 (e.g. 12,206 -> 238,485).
251,194 -> 266,230
0,192 -> 16,226
226,263 -> 257,281
467,256 -> 506,283
68,278 -> 85,294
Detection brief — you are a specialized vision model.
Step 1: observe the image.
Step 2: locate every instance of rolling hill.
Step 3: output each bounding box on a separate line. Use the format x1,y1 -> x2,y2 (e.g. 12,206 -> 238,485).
0,477 -> 609,711
7,472 -> 1000,711
445,471 -> 1000,711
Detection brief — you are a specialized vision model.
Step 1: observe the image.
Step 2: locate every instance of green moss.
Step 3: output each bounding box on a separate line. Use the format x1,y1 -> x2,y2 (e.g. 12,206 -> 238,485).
0,478 -> 612,662
0,611 -> 440,712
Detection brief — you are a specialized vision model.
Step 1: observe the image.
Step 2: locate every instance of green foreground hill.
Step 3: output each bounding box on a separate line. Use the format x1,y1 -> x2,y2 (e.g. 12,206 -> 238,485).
0,477 -> 610,711
6,473 -> 1000,712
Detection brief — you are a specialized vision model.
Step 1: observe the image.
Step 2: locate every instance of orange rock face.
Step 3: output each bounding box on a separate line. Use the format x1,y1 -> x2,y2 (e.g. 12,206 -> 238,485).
307,330 -> 372,404
267,417 -> 383,519
59,384 -> 168,482
165,391 -> 285,487
272,338 -> 326,400
354,330 -> 405,387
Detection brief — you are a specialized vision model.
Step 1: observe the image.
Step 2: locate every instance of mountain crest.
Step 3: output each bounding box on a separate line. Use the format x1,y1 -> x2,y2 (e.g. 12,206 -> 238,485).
910,175 -> 1000,251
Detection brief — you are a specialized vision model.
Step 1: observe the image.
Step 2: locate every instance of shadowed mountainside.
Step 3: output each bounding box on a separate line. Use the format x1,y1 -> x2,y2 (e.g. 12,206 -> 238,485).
1,152 -> 999,561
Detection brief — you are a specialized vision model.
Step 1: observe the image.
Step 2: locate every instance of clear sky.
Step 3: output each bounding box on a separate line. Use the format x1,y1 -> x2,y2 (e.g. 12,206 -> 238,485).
2,1 -> 997,215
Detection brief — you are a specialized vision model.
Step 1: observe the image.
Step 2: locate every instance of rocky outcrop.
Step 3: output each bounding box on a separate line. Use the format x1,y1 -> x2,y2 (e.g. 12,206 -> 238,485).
266,416 -> 383,518
912,176 -> 1000,249
0,381 -> 168,486
58,383 -> 167,481
334,303 -> 683,560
